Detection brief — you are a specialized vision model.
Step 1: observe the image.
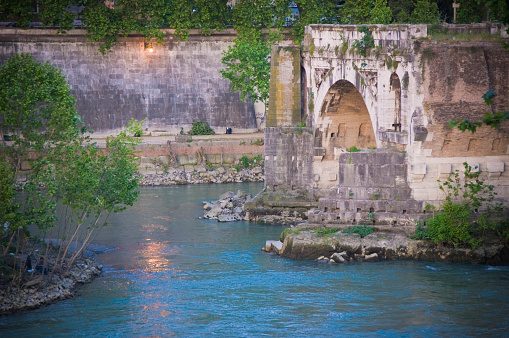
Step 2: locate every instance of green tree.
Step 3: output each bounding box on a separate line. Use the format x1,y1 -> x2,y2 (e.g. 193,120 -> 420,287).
0,54 -> 141,285
0,0 -> 170,54
338,0 -> 392,24
409,0 -> 441,24
220,29 -> 282,105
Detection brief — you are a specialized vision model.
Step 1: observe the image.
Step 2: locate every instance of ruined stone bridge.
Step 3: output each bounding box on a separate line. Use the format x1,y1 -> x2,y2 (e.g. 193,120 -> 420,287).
263,24 -> 509,225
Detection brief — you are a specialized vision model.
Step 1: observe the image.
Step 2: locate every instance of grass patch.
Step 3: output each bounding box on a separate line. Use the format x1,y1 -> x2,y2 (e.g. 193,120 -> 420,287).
342,225 -> 374,238
314,227 -> 339,235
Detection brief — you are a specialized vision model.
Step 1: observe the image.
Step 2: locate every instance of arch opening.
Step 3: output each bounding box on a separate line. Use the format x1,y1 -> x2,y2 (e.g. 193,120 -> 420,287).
315,80 -> 376,160
387,73 -> 402,131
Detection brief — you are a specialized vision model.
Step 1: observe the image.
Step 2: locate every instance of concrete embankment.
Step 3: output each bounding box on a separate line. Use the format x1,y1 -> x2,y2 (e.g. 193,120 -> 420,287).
15,133 -> 266,186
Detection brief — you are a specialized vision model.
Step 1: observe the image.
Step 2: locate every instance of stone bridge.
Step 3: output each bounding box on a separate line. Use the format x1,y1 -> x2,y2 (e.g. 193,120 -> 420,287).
262,24 -> 509,226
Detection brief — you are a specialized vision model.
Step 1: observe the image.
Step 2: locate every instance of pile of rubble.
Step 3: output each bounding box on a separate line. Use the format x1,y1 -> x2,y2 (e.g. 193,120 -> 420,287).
203,190 -> 252,222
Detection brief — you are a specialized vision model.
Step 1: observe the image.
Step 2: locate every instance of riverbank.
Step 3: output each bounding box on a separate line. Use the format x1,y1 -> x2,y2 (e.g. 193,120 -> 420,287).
139,165 -> 264,186
264,228 -> 509,265
0,245 -> 104,315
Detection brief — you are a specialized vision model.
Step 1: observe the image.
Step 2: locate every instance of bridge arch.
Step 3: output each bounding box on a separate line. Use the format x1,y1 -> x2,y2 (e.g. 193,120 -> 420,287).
314,79 -> 376,159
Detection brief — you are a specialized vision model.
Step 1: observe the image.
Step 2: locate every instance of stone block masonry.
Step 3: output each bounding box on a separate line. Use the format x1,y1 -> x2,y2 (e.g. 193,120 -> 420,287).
256,24 -> 509,229
0,28 -> 257,136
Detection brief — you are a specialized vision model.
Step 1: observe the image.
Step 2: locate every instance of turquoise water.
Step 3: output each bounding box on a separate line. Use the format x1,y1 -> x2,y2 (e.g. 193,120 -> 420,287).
1,183 -> 508,337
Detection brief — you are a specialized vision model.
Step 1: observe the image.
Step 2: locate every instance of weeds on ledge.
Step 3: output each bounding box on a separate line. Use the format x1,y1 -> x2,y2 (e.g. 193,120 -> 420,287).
411,162 -> 508,249
342,225 -> 374,238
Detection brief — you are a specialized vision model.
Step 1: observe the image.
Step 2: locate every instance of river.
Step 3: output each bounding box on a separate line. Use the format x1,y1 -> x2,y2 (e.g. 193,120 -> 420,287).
1,183 -> 508,336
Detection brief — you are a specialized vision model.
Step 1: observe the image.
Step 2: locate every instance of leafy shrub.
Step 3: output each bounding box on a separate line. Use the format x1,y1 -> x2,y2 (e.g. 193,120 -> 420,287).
126,117 -> 147,137
418,162 -> 507,249
426,200 -> 480,249
239,156 -> 250,168
342,225 -> 374,238
409,221 -> 431,240
238,154 -> 264,168
188,120 -> 215,135
352,26 -> 375,57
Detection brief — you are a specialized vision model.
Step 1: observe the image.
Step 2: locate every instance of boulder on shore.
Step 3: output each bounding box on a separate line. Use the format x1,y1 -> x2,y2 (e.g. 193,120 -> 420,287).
203,190 -> 252,222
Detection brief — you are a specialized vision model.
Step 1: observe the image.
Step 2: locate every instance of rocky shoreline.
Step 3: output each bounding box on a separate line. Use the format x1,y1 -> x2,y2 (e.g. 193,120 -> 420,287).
264,229 -> 509,265
139,165 -> 264,186
0,253 -> 103,315
203,189 -> 304,225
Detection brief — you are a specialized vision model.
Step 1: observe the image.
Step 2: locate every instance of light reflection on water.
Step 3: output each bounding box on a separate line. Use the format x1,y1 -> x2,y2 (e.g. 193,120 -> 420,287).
1,182 -> 509,337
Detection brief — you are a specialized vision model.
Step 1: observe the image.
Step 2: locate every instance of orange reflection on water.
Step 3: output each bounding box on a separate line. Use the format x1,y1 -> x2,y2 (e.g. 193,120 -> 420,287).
136,240 -> 181,274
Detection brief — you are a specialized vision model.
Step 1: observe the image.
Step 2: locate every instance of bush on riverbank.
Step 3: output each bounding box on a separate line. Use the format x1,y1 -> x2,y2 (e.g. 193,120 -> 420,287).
413,163 -> 509,249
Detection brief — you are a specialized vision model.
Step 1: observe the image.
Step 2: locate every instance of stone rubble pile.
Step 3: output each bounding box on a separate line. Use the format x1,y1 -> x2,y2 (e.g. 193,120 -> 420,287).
316,252 -> 379,264
139,166 -> 264,186
0,257 -> 103,315
203,190 -> 252,222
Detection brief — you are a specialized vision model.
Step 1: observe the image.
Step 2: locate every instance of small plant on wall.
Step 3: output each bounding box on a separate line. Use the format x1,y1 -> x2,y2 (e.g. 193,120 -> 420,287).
126,117 -> 147,137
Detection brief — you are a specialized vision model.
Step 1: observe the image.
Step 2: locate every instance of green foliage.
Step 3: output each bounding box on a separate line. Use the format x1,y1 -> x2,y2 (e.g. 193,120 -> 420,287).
348,146 -> 362,152
352,27 -> 376,57
409,0 -> 441,24
419,48 -> 436,76
456,0 -> 485,24
188,120 -> 215,135
342,225 -> 374,238
0,1 -> 170,54
370,0 -> 394,24
450,91 -> 509,133
340,41 -> 349,55
0,54 -> 141,278
238,154 -> 264,168
420,162 -> 507,249
220,29 -> 281,104
251,139 -> 263,146
126,117 -> 147,137
409,221 -> 431,240
340,0 -> 391,24
280,227 -> 303,242
165,0 -> 231,40
385,56 -> 393,69
314,227 -> 339,235
426,200 -> 481,248
0,53 -> 81,154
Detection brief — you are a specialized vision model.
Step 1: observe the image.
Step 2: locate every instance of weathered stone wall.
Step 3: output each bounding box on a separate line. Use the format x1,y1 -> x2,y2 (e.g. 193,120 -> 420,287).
409,40 -> 509,202
264,127 -> 314,191
0,28 -> 257,136
266,45 -> 302,127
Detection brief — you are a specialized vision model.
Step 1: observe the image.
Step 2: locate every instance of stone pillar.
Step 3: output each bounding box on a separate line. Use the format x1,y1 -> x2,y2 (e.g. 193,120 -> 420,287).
266,45 -> 301,127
